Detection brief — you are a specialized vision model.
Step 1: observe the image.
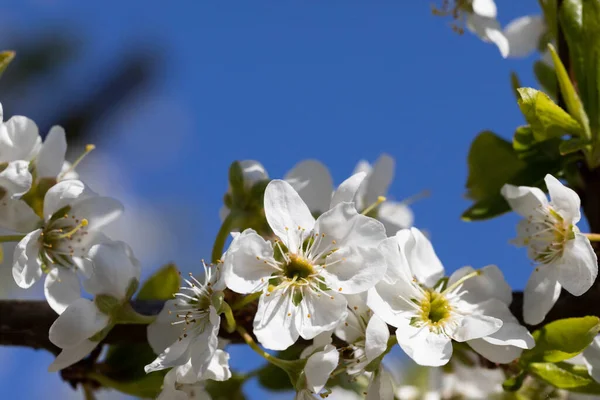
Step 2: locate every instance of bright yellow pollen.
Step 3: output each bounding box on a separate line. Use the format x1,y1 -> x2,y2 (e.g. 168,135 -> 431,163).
420,291 -> 451,326
283,254 -> 314,280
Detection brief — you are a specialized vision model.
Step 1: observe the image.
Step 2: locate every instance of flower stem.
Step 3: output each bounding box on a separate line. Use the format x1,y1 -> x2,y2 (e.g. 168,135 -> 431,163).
83,384 -> 97,400
0,235 -> 25,243
211,213 -> 235,263
232,292 -> 262,311
221,302 -> 237,333
235,325 -> 296,370
584,233 -> 600,242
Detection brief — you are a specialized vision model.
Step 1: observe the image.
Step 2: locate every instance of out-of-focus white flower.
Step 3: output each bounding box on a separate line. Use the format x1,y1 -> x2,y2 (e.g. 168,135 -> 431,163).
0,161 -> 39,233
157,367 -> 212,400
225,180 -> 387,350
580,336 -> 600,384
48,241 -> 140,371
0,104 -> 41,162
502,174 -> 598,325
353,154 -> 414,235
145,262 -> 227,383
12,179 -> 123,313
368,228 -> 533,366
465,0 -> 509,58
296,343 -> 339,398
503,15 -> 546,58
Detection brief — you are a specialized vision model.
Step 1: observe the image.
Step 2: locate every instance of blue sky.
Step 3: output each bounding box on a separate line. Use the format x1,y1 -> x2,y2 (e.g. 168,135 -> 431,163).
0,1 -> 549,399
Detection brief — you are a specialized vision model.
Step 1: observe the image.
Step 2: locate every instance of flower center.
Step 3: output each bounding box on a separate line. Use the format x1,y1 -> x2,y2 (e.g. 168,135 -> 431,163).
524,207 -> 575,264
419,291 -> 451,326
283,254 -> 314,280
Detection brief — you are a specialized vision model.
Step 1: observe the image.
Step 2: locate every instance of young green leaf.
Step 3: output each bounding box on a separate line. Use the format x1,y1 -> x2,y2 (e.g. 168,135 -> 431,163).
560,137 -> 592,154
517,87 -> 583,140
520,316 -> 600,364
533,61 -> 558,100
528,362 -> 600,393
136,263 -> 180,301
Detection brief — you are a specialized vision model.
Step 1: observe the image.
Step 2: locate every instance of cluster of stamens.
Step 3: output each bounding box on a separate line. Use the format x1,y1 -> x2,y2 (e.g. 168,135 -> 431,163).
39,207 -> 90,268
521,206 -> 575,265
170,261 -> 215,341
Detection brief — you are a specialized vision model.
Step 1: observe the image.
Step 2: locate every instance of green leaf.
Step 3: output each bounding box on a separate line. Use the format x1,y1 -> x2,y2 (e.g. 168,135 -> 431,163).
511,72 -> 522,100
513,125 -> 536,153
137,263 -> 180,301
528,362 -> 600,393
0,51 -> 15,79
206,374 -> 246,400
517,87 -> 583,140
582,0 -> 600,134
534,61 -> 558,100
503,371 -> 527,392
462,193 -> 510,221
521,316 -> 600,364
103,343 -> 158,381
560,137 -> 593,154
549,44 -> 592,139
465,132 -> 526,201
89,371 -> 166,398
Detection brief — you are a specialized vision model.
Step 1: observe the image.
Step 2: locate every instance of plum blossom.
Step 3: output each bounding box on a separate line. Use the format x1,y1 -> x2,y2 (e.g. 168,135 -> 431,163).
145,262 -> 227,382
0,104 -> 41,163
334,294 -> 393,400
502,174 -> 598,325
12,179 -> 123,313
353,154 -> 414,235
503,15 -> 546,59
48,240 -> 140,371
296,341 -> 339,398
368,228 -> 533,366
225,179 -> 387,350
0,160 -> 39,232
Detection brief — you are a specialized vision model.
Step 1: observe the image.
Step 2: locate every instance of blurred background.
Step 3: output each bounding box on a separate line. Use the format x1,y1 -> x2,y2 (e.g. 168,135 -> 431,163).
0,1 -> 548,399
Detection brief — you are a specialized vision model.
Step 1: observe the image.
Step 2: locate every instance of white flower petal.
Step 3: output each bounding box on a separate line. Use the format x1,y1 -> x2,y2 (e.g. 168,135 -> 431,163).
49,298 -> 109,348
48,339 -> 99,372
12,229 -> 43,288
545,174 -> 581,223
145,335 -> 195,373
44,268 -> 81,314
36,126 -> 67,178
147,300 -> 183,354
0,115 -> 41,162
468,338 -> 525,364
523,267 -> 562,325
472,0 -> 497,18
367,281 -> 419,327
378,201 -> 414,234
556,234 -> 597,296
501,184 -> 548,218
305,344 -> 339,393
285,159 -> 333,214
467,14 -> 509,58
450,311 -> 503,342
365,314 -> 389,362
253,288 -> 300,351
43,179 -> 88,219
504,15 -> 546,58
297,287 -> 348,340
224,230 -> 275,294
447,265 -> 512,305
264,180 -> 315,251
313,202 -> 386,249
366,366 -> 394,400
400,228 -> 444,287
0,160 -> 32,197
395,321 -> 453,366
320,245 -> 386,294
0,198 -> 40,233
330,172 -> 366,209
364,154 -> 394,206
71,196 -> 124,231
204,349 -> 232,382
583,336 -> 600,383
378,236 -> 413,283
83,241 -> 140,299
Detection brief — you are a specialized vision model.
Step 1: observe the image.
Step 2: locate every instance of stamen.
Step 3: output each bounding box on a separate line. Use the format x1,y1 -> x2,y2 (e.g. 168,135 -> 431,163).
51,219 -> 88,239
58,144 -> 95,179
442,270 -> 481,295
361,196 -> 386,216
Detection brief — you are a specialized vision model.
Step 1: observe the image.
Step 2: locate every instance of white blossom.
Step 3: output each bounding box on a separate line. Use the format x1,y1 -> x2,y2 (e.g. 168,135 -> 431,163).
0,160 -> 39,233
502,174 -> 598,325
503,15 -> 546,58
225,179 -> 387,350
48,241 -> 140,371
0,104 -> 41,163
145,262 -> 226,382
12,179 -> 123,313
298,342 -> 339,397
353,154 -> 414,235
368,228 -> 533,366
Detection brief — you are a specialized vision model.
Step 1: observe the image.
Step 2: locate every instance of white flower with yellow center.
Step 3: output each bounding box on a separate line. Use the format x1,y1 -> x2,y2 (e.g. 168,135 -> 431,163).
502,174 -> 598,325
368,228 -> 533,366
12,179 -> 123,313
145,262 -> 225,381
224,179 -> 387,350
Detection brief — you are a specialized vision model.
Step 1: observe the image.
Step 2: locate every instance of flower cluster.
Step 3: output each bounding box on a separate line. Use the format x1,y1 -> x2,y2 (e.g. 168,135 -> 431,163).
3,99 -> 599,399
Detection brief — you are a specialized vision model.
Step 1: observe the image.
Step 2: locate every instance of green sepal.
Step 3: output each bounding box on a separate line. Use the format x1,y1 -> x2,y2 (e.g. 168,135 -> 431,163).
95,294 -> 121,315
